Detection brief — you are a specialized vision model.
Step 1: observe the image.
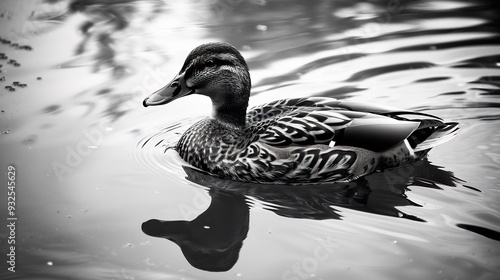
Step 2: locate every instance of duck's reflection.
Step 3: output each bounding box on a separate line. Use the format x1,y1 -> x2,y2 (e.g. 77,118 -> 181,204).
142,189 -> 249,272
142,159 -> 462,272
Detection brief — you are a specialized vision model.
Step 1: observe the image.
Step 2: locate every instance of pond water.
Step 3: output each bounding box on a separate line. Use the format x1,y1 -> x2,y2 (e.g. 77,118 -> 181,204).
1,0 -> 500,279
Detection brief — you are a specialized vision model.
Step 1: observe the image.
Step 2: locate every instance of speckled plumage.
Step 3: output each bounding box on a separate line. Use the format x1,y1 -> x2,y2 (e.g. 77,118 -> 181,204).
176,97 -> 457,183
144,42 -> 459,184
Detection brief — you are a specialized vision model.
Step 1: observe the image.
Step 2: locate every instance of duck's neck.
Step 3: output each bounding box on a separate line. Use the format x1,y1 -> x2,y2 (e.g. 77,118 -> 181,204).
210,89 -> 249,129
212,103 -> 247,129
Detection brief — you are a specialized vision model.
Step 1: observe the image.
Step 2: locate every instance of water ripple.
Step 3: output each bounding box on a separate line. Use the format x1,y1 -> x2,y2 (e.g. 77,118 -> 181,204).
129,117 -> 198,177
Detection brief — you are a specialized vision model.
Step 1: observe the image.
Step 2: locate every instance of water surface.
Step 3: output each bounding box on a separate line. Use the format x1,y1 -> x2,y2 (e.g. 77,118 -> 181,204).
0,0 -> 499,279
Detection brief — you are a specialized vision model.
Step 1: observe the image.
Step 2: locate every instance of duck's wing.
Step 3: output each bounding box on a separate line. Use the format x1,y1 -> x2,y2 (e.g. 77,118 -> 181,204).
247,98 -> 351,146
246,97 -> 342,123
254,108 -> 352,146
247,97 -> 422,152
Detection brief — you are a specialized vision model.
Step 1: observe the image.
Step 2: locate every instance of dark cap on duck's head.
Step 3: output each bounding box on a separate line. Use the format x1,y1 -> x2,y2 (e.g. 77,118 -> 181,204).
181,42 -> 249,72
143,42 -> 251,128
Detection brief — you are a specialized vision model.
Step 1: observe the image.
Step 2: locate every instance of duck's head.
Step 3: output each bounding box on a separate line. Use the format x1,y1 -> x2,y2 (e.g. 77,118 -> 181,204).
143,42 -> 251,127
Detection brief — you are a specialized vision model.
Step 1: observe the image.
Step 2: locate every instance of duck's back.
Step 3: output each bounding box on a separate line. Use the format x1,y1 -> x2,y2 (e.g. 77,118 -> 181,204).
247,97 -> 458,154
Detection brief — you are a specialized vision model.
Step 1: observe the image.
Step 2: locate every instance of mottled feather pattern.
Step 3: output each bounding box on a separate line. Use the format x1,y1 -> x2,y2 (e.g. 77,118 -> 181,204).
175,96 -> 457,183
177,97 -> 375,183
246,98 -> 351,146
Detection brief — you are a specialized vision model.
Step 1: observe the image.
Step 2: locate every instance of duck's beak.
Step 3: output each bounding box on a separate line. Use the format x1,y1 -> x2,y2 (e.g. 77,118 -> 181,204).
143,72 -> 193,107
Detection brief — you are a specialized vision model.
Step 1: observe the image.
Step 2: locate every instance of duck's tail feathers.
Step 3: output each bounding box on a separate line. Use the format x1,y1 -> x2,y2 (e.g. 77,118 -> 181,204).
414,122 -> 459,153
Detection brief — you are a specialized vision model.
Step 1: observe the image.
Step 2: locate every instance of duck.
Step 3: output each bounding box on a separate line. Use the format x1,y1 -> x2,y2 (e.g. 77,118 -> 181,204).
143,42 -> 458,184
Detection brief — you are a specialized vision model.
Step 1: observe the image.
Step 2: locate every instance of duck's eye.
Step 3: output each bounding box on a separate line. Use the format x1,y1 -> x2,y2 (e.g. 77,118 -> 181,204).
205,60 -> 216,67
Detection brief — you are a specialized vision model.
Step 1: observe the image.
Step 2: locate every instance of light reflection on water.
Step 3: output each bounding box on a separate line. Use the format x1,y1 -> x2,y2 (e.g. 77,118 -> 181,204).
0,0 -> 500,279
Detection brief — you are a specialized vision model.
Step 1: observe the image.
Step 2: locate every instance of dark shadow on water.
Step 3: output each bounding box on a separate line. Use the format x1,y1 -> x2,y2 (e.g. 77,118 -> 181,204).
142,189 -> 249,272
142,159 -> 470,272
456,224 -> 500,242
